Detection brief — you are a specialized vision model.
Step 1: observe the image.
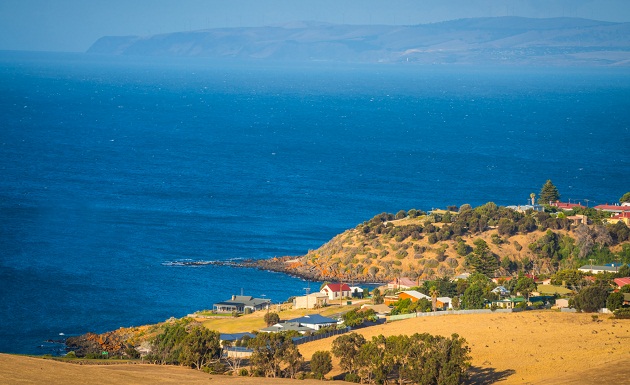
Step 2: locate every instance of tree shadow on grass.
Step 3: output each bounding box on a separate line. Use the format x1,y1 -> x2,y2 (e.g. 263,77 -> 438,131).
467,366 -> 516,384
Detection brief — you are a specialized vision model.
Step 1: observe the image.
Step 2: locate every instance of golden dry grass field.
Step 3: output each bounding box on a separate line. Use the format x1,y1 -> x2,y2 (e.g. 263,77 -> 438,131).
2,311 -> 629,384
298,310 -> 630,384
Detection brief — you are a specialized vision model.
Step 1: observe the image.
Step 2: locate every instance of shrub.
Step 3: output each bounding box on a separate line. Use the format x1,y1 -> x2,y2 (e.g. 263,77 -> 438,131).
345,373 -> 361,383
572,284 -> 609,313
239,368 -> 249,376
65,351 -> 77,359
613,308 -> 630,319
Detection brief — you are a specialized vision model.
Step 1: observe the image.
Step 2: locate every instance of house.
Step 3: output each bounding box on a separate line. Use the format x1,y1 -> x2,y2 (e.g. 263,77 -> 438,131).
607,212 -> 630,226
349,286 -> 365,298
506,204 -> 544,213
320,283 -> 351,301
293,293 -> 329,309
436,297 -> 453,310
566,214 -> 589,226
550,202 -> 585,211
260,314 -> 339,334
260,322 -> 314,334
614,277 -> 630,288
361,303 -> 392,317
219,332 -> 255,346
555,298 -> 570,308
578,265 -> 624,274
387,277 -> 418,291
213,295 -> 270,313
491,297 -> 526,309
451,273 -> 470,282
286,314 -> 338,331
594,204 -> 630,214
624,293 -> 630,306
528,295 -> 556,305
398,290 -> 431,302
491,286 -> 511,297
491,277 -> 513,285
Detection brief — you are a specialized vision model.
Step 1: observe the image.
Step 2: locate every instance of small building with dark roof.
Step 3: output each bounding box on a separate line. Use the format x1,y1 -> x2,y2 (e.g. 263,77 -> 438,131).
213,295 -> 271,313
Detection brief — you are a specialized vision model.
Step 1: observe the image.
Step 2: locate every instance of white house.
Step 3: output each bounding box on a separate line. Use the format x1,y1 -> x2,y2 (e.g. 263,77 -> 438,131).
320,283 -> 351,300
293,293 -> 329,309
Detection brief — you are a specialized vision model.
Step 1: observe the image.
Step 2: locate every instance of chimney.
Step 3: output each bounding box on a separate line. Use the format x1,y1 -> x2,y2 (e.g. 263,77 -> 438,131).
232,295 -> 236,300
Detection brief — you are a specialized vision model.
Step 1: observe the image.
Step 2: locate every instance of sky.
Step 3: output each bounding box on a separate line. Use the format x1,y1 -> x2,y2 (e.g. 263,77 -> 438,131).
1,0 -> 630,52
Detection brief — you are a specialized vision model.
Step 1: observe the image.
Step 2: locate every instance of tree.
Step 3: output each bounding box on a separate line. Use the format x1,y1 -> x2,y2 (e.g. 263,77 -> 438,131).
465,239 -> 498,277
356,335 -> 389,384
310,351 -> 332,380
250,333 -> 302,378
430,286 -> 439,312
514,277 -> 537,300
461,284 -> 486,309
539,180 -> 560,204
149,320 -> 190,365
371,287 -> 383,304
571,284 -> 609,313
331,332 -> 366,374
620,192 -> 630,204
179,326 -> 221,370
264,312 -> 280,327
551,269 -> 585,288
395,210 -> 407,219
607,292 -> 624,312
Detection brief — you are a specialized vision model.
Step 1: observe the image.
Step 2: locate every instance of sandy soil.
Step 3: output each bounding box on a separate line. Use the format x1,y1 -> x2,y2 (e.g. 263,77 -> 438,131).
2,311 -> 629,384
298,310 -> 630,384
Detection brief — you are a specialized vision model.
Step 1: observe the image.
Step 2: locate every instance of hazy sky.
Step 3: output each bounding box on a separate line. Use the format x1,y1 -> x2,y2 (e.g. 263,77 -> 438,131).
1,0 -> 630,52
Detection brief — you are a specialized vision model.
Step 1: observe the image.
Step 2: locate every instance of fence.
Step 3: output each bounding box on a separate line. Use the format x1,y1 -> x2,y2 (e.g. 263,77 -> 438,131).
292,327 -> 351,345
388,308 -> 519,321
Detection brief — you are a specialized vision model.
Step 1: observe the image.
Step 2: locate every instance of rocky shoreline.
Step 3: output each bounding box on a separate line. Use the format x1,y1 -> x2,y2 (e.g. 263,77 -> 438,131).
196,256 -> 382,284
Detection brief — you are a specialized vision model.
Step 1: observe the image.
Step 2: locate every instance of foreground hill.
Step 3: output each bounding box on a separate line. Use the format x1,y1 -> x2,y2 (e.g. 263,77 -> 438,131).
87,17 -> 630,66
297,311 -> 630,384
4,312 -> 629,384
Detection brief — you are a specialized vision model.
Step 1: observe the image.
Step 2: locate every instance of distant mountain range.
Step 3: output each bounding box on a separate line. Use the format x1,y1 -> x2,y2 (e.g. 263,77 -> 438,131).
88,17 -> 630,66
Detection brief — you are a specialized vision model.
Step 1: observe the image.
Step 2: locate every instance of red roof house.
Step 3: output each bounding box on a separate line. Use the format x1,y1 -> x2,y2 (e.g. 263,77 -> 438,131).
387,277 -> 419,290
594,204 -> 630,213
608,212 -> 630,226
614,277 -> 630,288
550,202 -> 585,211
320,283 -> 351,301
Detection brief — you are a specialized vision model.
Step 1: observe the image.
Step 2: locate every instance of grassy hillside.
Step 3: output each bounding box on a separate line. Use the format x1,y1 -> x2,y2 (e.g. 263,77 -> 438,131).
282,203 -> 630,282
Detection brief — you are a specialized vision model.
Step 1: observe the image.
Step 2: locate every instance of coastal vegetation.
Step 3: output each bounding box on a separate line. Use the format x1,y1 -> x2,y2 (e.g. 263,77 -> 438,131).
279,190 -> 630,284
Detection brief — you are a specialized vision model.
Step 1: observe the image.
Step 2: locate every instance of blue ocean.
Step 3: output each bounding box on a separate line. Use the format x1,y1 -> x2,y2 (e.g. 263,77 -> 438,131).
1,52 -> 629,355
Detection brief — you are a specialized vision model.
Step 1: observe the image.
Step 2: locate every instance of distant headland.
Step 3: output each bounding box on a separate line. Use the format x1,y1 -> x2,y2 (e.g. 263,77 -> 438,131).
87,17 -> 630,66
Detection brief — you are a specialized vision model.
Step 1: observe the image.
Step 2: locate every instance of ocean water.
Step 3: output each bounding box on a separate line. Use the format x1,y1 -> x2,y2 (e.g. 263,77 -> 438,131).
1,52 -> 629,354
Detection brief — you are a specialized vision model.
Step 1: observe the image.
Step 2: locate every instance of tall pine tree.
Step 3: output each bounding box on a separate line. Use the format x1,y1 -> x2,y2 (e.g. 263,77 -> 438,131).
538,180 -> 560,204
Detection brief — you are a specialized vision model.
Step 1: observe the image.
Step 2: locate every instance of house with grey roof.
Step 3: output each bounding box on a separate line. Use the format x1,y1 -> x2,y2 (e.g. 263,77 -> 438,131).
213,295 -> 271,313
578,264 -> 625,274
260,314 -> 339,334
260,322 -> 315,334
286,314 -> 338,330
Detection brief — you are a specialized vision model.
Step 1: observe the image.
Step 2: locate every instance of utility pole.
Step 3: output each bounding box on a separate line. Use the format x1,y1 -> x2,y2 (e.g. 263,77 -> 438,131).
303,285 -> 310,313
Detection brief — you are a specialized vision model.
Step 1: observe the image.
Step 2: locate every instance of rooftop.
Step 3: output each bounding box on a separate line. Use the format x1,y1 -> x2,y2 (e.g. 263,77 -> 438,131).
287,314 -> 338,325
